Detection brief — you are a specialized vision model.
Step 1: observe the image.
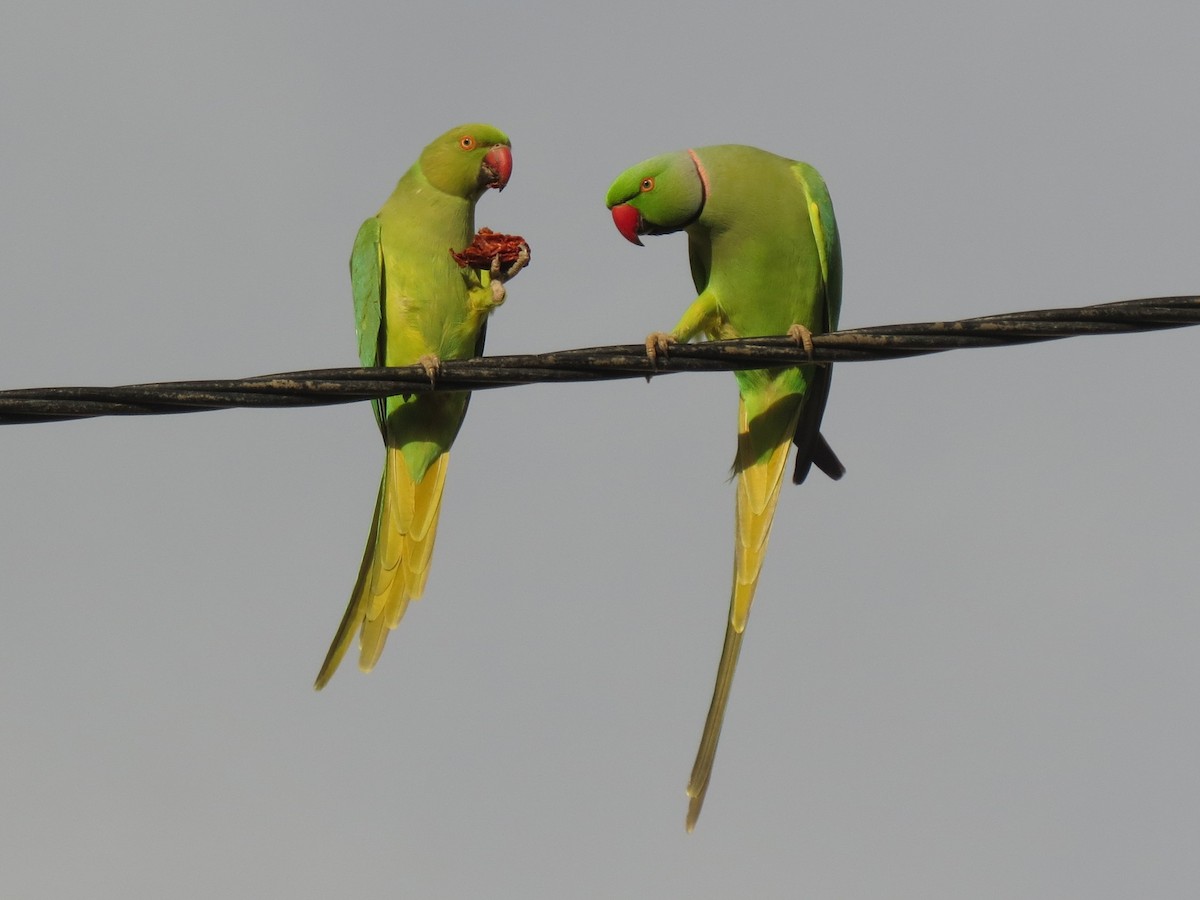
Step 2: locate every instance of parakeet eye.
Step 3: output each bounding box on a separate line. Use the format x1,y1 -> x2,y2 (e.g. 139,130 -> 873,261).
459,136 -> 476,150
640,177 -> 655,192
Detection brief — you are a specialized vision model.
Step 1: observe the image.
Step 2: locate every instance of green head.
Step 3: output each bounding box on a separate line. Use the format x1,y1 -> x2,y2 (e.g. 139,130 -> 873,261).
419,123 -> 512,199
605,150 -> 706,245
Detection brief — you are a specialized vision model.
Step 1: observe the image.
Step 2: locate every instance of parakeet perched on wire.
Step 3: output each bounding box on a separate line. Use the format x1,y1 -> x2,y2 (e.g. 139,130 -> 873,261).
315,124 -> 527,689
606,144 -> 844,829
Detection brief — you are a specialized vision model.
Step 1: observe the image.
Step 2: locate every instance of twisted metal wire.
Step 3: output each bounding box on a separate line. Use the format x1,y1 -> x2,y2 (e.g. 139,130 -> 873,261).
1,295 -> 1195,425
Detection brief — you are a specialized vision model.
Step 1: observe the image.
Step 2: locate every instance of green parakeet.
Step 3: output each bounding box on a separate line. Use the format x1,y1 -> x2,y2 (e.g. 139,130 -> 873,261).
315,123 -> 524,689
606,144 -> 844,829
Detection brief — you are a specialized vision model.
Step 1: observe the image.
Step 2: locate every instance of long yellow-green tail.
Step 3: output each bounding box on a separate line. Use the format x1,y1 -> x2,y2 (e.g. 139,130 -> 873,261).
686,393 -> 800,830
314,447 -> 449,689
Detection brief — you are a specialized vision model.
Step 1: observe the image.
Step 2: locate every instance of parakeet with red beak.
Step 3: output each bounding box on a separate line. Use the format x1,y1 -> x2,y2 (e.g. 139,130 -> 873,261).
315,123 -> 524,689
606,144 -> 844,829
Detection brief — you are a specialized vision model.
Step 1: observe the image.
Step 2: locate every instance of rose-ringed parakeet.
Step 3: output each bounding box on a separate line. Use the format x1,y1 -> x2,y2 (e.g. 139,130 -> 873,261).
315,123 -> 526,689
606,144 -> 844,829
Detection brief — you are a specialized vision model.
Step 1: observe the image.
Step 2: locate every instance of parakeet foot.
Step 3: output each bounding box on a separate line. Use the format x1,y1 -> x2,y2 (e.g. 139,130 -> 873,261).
645,331 -> 676,366
490,278 -> 507,305
486,245 -> 530,305
787,323 -> 815,357
493,244 -> 529,282
417,354 -> 442,384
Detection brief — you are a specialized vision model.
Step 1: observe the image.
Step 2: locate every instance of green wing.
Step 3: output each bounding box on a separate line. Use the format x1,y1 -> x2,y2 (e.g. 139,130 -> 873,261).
350,216 -> 385,432
790,161 -> 844,483
793,161 -> 842,331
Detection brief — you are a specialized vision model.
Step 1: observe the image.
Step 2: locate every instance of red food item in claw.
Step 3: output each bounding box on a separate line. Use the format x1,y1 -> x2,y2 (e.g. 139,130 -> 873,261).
450,228 -> 530,269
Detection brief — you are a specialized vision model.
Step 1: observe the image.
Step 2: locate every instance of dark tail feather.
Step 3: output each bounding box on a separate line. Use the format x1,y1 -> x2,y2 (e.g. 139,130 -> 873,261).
806,433 -> 845,482
790,363 -> 845,484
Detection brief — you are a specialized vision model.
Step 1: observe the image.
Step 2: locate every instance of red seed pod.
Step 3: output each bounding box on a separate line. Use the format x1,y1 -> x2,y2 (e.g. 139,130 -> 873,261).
450,228 -> 531,269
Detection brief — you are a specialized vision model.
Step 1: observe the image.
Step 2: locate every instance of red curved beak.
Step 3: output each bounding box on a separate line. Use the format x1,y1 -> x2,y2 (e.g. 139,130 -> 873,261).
482,145 -> 512,191
611,204 -> 644,246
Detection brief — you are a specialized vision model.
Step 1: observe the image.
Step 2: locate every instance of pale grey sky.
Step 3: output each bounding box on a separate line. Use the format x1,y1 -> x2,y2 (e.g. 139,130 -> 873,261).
2,2 -> 1198,897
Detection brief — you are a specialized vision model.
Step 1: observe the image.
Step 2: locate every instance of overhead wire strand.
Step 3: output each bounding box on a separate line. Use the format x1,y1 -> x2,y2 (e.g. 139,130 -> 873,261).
0,295 -> 1195,425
